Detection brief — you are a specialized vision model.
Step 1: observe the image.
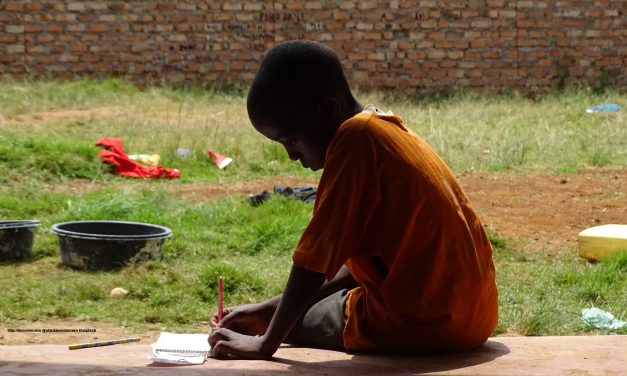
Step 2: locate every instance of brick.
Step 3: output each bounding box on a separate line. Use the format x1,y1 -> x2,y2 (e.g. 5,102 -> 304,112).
430,69 -> 447,79
69,43 -> 87,52
420,20 -> 437,29
156,24 -> 174,32
177,3 -> 196,11
4,2 -> 23,11
427,49 -> 446,59
81,34 -> 99,42
50,44 -> 65,53
60,54 -> 79,63
169,34 -> 187,42
24,2 -> 43,11
67,2 -> 86,11
47,24 -> 64,33
367,52 -> 385,61
1,60 -> 17,69
58,34 -> 76,42
0,1 -> 622,93
471,20 -> 491,28
67,24 -> 86,32
80,54 -> 100,63
517,19 -> 534,28
37,34 -> 54,43
55,13 -> 76,22
6,25 -> 24,33
24,24 -> 44,33
604,9 -> 619,17
89,2 -> 108,10
99,14 -> 116,22
88,23 -> 109,32
357,1 -> 377,9
243,2 -> 263,11
222,3 -> 241,10
7,44 -> 25,53
447,51 -> 464,59
0,34 -> 17,43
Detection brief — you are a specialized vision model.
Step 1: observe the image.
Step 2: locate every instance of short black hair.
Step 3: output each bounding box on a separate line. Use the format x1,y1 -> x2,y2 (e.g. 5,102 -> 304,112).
247,40 -> 354,121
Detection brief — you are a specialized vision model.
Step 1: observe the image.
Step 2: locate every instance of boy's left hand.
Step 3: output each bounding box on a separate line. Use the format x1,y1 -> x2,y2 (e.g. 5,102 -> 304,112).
209,327 -> 273,360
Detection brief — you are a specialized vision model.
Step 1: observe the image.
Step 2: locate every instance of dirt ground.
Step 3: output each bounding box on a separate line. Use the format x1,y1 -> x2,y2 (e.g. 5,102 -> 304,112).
459,168 -> 626,252
3,167 -> 625,345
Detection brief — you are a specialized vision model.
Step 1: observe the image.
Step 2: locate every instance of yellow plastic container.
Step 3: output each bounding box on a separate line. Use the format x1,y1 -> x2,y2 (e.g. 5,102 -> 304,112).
578,224 -> 627,261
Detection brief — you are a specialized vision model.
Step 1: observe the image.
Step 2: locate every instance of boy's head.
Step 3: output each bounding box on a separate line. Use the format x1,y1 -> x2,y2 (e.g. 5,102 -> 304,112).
247,40 -> 358,171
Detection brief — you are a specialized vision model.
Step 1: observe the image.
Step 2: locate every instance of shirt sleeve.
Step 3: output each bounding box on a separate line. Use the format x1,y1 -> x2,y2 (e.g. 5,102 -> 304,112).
293,115 -> 382,280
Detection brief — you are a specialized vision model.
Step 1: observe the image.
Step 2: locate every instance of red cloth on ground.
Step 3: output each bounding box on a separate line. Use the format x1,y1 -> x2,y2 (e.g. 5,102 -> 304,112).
95,137 -> 181,179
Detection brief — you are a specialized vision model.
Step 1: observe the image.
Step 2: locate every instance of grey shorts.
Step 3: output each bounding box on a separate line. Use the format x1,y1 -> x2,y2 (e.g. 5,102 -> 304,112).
285,289 -> 348,351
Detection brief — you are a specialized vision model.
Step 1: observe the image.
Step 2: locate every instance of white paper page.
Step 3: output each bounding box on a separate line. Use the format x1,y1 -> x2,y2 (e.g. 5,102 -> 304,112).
149,332 -> 210,365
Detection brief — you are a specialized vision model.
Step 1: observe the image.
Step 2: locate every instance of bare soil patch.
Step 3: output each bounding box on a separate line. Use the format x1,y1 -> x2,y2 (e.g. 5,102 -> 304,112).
45,169 -> 626,251
0,318 -> 218,346
0,319 -> 161,346
459,168 -> 626,251
44,176 -> 319,201
2,107 -> 124,129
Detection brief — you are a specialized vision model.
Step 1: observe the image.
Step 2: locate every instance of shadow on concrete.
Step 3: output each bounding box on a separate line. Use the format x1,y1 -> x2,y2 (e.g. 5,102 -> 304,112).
0,341 -> 509,375
276,340 -> 510,375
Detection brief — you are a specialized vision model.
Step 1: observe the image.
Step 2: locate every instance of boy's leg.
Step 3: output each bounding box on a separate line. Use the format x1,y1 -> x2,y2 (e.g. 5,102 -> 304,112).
285,289 -> 348,351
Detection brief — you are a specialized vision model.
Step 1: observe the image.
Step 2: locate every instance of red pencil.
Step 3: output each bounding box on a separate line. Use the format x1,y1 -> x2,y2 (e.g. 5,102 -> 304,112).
218,276 -> 223,322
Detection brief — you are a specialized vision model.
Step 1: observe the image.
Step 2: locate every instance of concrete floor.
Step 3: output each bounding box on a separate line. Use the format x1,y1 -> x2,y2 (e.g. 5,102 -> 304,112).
1,335 -> 625,375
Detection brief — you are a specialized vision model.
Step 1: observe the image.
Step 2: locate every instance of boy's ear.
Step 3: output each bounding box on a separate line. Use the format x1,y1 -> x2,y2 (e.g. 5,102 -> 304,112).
316,97 -> 341,120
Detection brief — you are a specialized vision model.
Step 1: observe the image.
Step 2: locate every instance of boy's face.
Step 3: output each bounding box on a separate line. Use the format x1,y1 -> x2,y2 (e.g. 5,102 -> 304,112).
251,113 -> 336,171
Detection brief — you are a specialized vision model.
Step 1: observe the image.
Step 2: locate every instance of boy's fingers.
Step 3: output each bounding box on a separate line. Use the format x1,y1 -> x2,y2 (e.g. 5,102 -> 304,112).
208,327 -> 230,348
209,315 -> 219,327
210,308 -> 233,327
217,309 -> 242,328
210,340 -> 232,359
209,329 -> 238,358
210,338 -> 256,360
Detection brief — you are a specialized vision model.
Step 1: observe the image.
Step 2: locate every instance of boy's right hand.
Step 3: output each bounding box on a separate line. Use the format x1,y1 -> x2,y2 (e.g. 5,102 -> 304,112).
211,302 -> 275,337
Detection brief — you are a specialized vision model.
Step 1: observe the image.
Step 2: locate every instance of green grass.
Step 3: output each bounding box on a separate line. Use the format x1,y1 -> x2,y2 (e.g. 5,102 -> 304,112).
0,78 -> 626,336
0,77 -> 317,184
1,78 -> 625,184
0,189 -> 308,331
491,231 -> 627,336
390,90 -> 626,172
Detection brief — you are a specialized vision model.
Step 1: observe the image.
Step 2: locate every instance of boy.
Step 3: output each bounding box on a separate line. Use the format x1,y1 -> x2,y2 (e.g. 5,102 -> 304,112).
209,40 -> 497,359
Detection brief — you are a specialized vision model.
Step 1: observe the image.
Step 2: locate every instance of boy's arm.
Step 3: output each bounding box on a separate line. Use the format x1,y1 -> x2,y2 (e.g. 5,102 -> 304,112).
214,265 -> 357,331
316,264 -> 359,299
210,264 -> 326,359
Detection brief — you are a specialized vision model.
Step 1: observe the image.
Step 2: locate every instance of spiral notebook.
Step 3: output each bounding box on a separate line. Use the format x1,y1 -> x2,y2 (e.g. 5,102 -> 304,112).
149,332 -> 210,365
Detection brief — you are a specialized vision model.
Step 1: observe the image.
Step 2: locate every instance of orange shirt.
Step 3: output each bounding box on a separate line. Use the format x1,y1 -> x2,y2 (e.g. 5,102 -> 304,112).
293,109 -> 498,352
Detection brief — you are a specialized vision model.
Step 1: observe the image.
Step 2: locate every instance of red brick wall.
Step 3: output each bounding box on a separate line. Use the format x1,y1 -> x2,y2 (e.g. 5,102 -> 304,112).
1,1 -> 625,94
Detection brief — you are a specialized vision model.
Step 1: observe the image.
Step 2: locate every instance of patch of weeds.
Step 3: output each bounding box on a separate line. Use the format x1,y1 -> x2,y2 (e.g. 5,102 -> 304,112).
522,311 -> 551,336
75,283 -> 105,301
588,146 -> 611,167
0,133 -> 100,182
196,263 -> 264,303
207,196 -> 310,257
486,228 -> 508,250
0,184 -> 68,218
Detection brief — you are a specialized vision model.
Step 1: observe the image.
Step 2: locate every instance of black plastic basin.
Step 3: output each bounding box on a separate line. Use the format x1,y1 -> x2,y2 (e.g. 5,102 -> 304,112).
0,220 -> 40,261
51,220 -> 172,270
